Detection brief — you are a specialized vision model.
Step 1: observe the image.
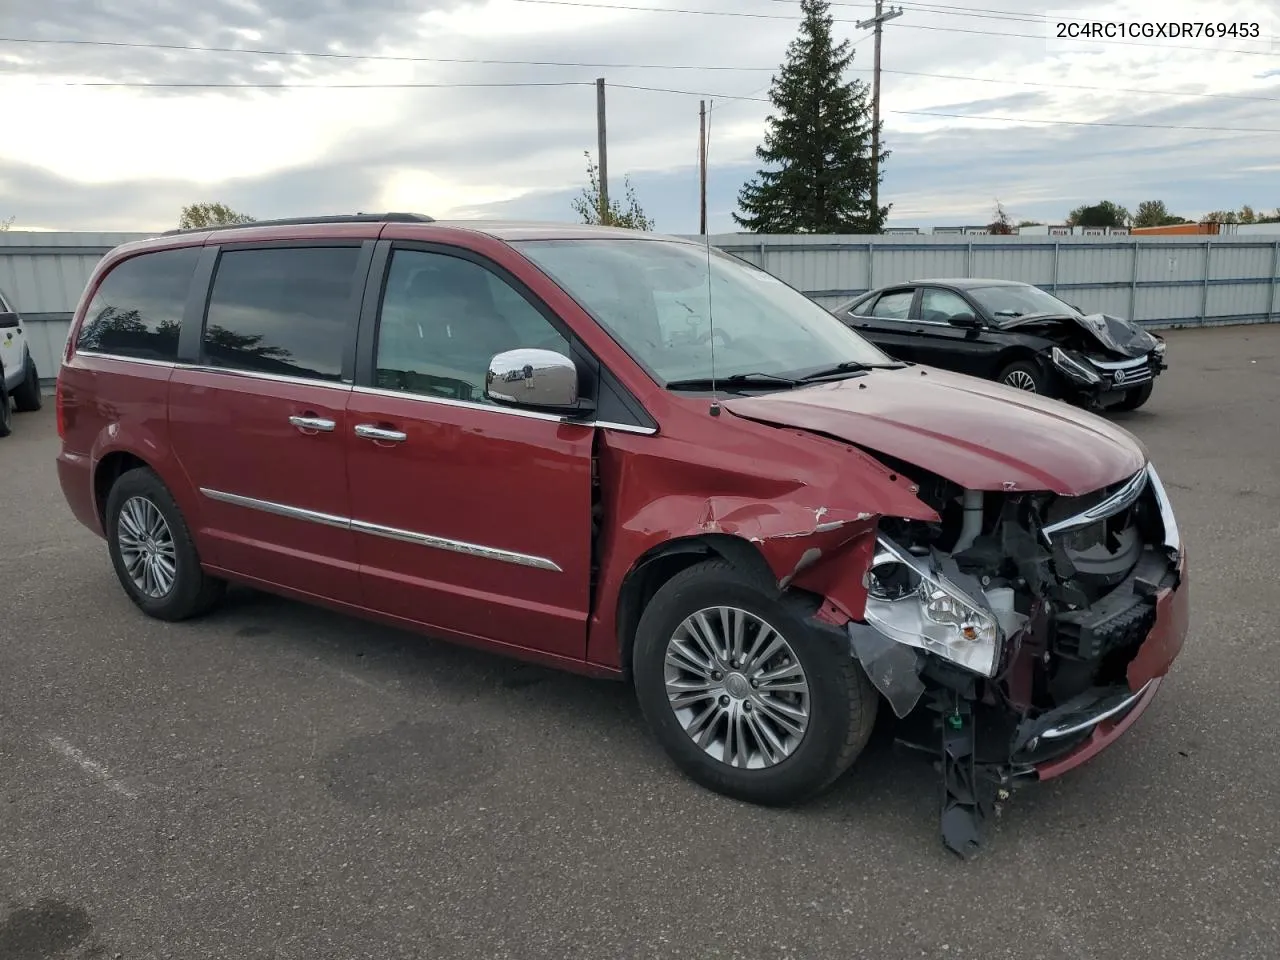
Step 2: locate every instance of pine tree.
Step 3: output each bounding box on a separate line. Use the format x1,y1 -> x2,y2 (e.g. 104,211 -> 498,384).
734,0 -> 887,234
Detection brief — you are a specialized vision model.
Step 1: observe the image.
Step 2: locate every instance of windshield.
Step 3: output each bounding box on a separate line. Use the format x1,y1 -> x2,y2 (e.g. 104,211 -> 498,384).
511,238 -> 893,385
967,284 -> 1079,322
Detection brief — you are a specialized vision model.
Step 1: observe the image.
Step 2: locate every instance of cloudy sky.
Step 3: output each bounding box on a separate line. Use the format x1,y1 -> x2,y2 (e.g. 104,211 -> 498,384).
1,0 -> 1277,233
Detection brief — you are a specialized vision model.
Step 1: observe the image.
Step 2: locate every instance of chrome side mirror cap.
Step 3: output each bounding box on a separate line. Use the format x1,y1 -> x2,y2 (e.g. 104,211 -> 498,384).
485,348 -> 580,411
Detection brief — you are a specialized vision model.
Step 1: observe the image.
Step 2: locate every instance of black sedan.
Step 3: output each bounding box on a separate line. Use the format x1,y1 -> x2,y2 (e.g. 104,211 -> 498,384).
832,278 -> 1167,411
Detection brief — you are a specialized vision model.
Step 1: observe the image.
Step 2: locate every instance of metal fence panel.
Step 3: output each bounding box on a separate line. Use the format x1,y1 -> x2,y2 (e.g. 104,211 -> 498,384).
5,231 -> 1279,382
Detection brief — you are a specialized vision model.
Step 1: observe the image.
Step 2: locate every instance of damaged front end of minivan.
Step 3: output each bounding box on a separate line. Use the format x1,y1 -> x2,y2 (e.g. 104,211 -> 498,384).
841,459 -> 1187,857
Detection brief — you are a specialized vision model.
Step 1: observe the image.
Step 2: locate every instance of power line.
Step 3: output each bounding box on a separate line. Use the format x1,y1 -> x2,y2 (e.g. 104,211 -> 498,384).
10,34 -> 1275,106
0,36 -> 775,72
507,0 -> 1278,56
759,0 -> 1046,25
13,72 -> 1277,134
892,109 -> 1280,133
22,79 -> 599,89
881,68 -> 1280,105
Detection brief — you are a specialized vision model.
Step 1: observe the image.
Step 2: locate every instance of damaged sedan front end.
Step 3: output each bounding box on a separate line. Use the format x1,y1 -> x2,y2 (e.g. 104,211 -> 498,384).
851,462 -> 1186,856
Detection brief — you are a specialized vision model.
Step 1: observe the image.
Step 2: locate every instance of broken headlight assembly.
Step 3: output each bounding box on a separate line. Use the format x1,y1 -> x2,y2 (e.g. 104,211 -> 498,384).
863,537 -> 1008,678
1050,346 -> 1102,385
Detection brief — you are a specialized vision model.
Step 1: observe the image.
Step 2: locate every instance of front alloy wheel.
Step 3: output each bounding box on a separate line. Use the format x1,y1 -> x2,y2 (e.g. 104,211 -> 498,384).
633,559 -> 878,806
665,606 -> 811,769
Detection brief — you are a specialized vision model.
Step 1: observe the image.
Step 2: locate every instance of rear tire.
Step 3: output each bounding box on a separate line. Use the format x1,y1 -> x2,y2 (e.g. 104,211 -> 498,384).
632,559 -> 878,806
12,356 -> 42,412
104,466 -> 226,621
1112,381 -> 1153,411
996,358 -> 1051,396
0,379 -> 12,438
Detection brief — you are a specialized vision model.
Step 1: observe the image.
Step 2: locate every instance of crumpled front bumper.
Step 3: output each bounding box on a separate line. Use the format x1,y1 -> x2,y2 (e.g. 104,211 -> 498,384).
1023,547 -> 1189,780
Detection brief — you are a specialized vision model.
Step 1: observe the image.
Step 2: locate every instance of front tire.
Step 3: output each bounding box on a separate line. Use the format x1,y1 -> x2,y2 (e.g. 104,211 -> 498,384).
1112,381 -> 1153,411
104,467 -> 225,621
12,356 -> 42,412
996,357 -> 1051,395
632,559 -> 878,806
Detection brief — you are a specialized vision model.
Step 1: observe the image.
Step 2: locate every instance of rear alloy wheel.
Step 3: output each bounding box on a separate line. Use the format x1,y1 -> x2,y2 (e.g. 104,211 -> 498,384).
105,467 -> 226,620
632,559 -> 877,806
997,358 -> 1049,395
1112,381 -> 1153,412
12,357 -> 42,412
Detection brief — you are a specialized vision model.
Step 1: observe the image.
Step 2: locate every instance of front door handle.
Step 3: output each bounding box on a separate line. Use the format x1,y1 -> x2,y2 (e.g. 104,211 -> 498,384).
289,415 -> 336,433
354,424 -> 407,443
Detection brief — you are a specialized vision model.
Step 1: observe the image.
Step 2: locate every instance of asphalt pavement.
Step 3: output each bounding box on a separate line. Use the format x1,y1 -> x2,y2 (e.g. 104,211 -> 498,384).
2,324 -> 1278,960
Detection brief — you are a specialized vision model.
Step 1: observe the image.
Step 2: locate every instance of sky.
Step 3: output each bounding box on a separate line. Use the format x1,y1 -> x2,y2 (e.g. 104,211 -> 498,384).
1,0 -> 1278,233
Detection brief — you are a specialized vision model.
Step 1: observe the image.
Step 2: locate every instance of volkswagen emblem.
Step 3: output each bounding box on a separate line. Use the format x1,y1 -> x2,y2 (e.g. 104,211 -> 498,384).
1113,368 -> 1128,384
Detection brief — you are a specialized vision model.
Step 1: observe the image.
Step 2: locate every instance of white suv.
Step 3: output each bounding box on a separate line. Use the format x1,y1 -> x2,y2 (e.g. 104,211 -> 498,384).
0,285 -> 43,437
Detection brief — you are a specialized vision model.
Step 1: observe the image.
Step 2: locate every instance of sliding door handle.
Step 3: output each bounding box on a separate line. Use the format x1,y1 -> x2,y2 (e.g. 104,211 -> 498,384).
354,424 -> 407,443
289,415 -> 336,433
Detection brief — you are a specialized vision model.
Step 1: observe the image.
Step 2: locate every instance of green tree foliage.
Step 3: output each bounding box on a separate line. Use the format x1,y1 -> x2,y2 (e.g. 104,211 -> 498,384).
1132,200 -> 1187,228
734,0 -> 886,234
179,202 -> 256,229
1066,200 -> 1130,228
569,152 -> 654,230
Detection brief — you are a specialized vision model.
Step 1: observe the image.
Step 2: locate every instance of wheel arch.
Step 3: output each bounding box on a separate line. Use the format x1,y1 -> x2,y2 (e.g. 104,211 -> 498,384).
615,533 -> 778,684
93,450 -> 153,528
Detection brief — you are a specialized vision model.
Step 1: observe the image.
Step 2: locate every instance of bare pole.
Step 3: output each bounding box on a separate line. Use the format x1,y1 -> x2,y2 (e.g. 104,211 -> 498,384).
596,78 -> 609,223
856,3 -> 902,230
699,100 -> 708,235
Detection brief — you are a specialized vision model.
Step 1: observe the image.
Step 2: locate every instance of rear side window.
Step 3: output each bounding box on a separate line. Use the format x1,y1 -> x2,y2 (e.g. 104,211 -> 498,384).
201,246 -> 362,382
75,247 -> 201,361
870,289 -> 914,319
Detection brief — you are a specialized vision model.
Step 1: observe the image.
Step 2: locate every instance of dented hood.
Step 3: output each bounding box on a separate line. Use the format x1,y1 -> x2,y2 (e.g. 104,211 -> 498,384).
1005,311 -> 1160,359
722,366 -> 1147,496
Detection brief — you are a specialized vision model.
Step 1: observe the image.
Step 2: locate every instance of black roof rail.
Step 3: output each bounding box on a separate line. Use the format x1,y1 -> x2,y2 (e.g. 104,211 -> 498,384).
160,212 -> 435,236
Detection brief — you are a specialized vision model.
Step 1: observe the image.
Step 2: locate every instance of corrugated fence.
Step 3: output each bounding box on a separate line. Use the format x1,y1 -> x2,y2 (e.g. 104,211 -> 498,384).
4,230 -> 1279,383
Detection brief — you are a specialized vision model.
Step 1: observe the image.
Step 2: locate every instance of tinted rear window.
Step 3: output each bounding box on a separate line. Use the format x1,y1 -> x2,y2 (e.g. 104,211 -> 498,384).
201,246 -> 362,382
75,247 -> 201,361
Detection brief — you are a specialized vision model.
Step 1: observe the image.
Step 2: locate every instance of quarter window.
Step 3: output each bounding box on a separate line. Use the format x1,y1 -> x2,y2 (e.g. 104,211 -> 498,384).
201,246 -> 362,382
849,297 -> 876,317
374,249 -> 570,404
75,247 -> 201,361
870,290 -> 914,320
920,288 -> 976,324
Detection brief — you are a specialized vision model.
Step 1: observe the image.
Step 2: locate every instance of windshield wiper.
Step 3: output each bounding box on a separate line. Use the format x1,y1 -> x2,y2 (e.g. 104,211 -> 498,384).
665,372 -> 800,390
798,360 -> 905,381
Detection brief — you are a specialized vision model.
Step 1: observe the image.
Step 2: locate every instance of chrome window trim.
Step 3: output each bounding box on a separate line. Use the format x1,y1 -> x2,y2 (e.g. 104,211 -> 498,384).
351,385 -> 657,434
67,352 -> 656,434
199,487 -> 563,572
1041,467 -> 1149,540
74,350 -> 178,369
183,364 -> 354,391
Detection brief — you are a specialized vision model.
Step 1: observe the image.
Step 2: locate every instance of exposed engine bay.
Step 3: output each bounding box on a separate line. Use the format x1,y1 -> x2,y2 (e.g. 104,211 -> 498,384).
847,453 -> 1183,857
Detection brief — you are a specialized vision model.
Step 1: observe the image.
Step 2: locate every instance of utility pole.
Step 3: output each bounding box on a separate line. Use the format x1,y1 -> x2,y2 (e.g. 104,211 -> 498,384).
856,2 -> 903,229
596,78 -> 609,223
698,100 -> 708,235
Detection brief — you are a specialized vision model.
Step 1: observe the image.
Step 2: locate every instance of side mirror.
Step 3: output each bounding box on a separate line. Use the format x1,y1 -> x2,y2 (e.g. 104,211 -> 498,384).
950,312 -> 981,329
485,348 -> 581,411
0,312 -> 19,330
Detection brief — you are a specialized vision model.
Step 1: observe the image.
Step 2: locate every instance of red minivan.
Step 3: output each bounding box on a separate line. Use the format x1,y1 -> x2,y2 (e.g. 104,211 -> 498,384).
56,214 -> 1189,855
